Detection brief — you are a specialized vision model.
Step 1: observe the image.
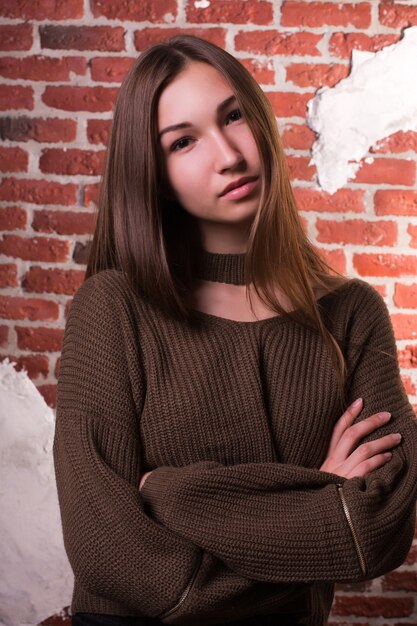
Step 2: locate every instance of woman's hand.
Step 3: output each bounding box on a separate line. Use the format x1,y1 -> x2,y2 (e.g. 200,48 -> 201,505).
320,398 -> 402,479
139,470 -> 153,491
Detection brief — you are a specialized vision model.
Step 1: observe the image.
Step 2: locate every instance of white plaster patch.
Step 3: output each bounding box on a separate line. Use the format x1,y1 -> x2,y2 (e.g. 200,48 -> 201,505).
0,359 -> 72,626
307,26 -> 417,194
194,0 -> 210,8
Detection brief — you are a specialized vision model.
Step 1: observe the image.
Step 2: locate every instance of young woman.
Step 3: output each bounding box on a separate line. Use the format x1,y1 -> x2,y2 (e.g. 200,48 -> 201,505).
53,35 -> 417,626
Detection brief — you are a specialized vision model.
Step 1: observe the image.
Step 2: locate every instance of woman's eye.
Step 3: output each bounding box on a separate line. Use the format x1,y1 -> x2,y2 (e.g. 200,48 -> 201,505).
169,109 -> 243,152
227,108 -> 243,123
170,137 -> 192,152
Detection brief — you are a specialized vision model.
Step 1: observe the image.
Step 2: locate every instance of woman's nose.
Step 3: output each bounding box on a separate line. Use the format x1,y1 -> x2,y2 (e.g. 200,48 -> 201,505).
210,131 -> 243,171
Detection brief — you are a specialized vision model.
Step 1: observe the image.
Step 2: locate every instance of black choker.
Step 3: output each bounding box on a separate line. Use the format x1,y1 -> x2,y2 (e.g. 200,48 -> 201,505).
194,248 -> 246,285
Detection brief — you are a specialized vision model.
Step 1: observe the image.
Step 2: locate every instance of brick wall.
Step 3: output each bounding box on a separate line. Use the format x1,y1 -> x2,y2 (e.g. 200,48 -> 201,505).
0,0 -> 416,623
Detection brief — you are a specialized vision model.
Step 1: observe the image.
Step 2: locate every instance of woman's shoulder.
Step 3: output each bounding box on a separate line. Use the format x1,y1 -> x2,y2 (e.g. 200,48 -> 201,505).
75,269 -> 137,302
70,269 -> 146,322
314,275 -> 381,305
312,276 -> 390,331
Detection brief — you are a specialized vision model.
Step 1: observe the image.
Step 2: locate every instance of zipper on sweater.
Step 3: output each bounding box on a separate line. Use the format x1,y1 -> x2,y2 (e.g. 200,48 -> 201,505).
336,484 -> 367,577
159,549 -> 203,619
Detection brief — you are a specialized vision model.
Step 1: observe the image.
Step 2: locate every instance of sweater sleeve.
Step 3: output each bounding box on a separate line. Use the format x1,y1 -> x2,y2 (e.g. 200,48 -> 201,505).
53,272 -> 200,616
332,282 -> 417,580
140,281 -> 417,584
53,270 -> 316,622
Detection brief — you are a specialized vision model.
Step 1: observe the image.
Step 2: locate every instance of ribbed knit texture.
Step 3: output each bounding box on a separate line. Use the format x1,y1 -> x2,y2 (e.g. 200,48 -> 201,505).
53,252 -> 417,626
194,248 -> 246,284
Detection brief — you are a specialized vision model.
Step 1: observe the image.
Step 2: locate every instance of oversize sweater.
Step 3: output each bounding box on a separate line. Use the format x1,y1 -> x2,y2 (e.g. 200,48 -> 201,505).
53,249 -> 417,626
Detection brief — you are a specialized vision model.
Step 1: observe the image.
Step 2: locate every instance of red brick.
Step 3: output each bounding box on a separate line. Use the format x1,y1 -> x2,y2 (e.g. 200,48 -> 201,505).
332,594 -> 414,617
134,27 -> 226,52
402,374 -> 416,395
38,605 -> 71,623
405,543 -> 417,564
0,354 -> 49,379
39,148 -> 105,176
0,205 -> 27,231
317,218 -> 397,246
286,156 -> 316,181
329,32 -> 399,58
375,190 -> 417,216
90,56 -> 135,83
294,188 -> 365,213
353,253 -> 417,278
286,63 -> 349,88
371,130 -> 417,154
0,177 -> 77,205
42,86 -> 118,112
316,247 -> 346,274
391,314 -> 417,340
16,326 -> 64,352
22,266 -> 85,295
37,383 -> 57,408
235,30 -> 322,56
408,223 -> 417,248
54,356 -> 61,378
87,119 -> 112,145
398,343 -> 417,368
0,146 -> 28,172
64,299 -> 73,319
0,24 -> 33,51
379,3 -> 417,28
187,0 -> 272,24
267,92 -> 312,118
353,158 -> 416,186
0,235 -> 70,262
0,116 -> 77,143
240,57 -> 275,84
0,264 -> 18,288
281,1 -> 371,28
394,283 -> 417,309
83,184 -> 99,207
0,295 -> 58,321
0,0 -> 83,20
0,55 -> 86,81
0,325 -> 8,347
32,210 -> 96,235
334,580 -> 371,592
40,25 -> 125,52
281,124 -> 315,150
91,0 -> 177,21
328,621 -> 368,626
0,85 -> 33,111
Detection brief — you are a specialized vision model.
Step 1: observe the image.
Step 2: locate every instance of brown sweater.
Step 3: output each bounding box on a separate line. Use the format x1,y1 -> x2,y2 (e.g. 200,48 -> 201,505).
53,249 -> 417,626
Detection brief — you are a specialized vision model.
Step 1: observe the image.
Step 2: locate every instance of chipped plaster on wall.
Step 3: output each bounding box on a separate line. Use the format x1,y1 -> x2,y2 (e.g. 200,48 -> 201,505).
0,359 -> 72,626
307,26 -> 417,194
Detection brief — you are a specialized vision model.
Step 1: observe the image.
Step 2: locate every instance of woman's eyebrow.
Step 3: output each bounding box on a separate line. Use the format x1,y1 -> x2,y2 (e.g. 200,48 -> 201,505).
158,94 -> 237,139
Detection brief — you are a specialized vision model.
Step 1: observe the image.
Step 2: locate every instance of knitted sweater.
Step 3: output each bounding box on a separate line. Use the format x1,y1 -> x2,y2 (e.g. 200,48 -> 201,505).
53,249 -> 417,626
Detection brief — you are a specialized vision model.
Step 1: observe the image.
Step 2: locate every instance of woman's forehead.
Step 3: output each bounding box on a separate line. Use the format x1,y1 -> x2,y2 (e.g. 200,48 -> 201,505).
157,65 -> 235,135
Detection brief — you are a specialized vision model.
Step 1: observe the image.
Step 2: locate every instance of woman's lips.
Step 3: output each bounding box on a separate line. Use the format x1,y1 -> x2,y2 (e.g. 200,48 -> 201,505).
220,178 -> 259,200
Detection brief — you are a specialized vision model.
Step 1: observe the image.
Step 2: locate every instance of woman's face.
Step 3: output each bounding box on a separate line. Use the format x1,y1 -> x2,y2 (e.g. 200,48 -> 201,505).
157,61 -> 262,248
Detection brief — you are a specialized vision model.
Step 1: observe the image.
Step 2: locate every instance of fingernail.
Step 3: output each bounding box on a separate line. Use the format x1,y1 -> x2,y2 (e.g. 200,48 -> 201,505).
351,398 -> 363,408
378,412 -> 391,420
384,452 -> 392,458
393,433 -> 402,441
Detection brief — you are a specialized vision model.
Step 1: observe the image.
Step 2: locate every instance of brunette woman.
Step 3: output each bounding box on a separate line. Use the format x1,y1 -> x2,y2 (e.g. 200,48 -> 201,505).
53,35 -> 417,626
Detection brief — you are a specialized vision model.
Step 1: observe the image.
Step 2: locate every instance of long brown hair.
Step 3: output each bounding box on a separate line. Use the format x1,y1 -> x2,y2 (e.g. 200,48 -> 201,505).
85,34 -> 351,411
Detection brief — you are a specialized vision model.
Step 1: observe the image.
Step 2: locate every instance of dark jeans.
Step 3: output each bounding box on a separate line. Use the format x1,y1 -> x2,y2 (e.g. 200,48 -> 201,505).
72,613 -> 301,626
